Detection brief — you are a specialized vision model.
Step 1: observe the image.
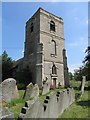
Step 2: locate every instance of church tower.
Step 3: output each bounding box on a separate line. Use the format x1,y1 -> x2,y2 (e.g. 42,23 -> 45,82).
24,8 -> 69,88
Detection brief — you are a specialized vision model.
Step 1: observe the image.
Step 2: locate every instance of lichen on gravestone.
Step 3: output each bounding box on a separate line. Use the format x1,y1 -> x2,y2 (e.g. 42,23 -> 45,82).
30,84 -> 39,100
0,107 -> 14,119
23,83 -> 33,100
0,78 -> 19,103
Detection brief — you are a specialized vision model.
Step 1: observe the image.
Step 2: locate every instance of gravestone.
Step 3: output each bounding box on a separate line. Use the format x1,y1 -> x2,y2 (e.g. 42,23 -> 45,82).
0,78 -> 19,103
23,83 -> 33,100
42,83 -> 49,95
80,76 -> 86,95
0,107 -> 14,119
31,84 -> 39,100
0,84 -> 2,104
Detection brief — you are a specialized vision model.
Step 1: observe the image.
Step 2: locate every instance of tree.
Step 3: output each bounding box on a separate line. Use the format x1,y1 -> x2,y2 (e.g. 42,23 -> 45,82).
68,72 -> 74,80
73,46 -> 90,81
73,68 -> 83,81
83,46 -> 90,80
84,46 -> 90,62
2,51 -> 14,81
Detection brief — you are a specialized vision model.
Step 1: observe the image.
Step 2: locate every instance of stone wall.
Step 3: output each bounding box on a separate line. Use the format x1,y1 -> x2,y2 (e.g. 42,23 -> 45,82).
18,88 -> 75,119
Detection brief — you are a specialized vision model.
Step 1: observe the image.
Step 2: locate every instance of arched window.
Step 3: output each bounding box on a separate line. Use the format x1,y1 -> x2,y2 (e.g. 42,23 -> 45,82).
30,23 -> 33,32
52,63 -> 57,74
51,40 -> 57,56
50,20 -> 55,31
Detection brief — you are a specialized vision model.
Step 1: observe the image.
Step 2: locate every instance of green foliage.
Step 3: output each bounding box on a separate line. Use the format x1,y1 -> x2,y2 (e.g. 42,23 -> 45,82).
83,46 -> 90,80
7,98 -> 25,108
73,67 -> 83,81
4,90 -> 25,118
68,72 -> 74,81
73,46 -> 90,81
1,51 -> 14,81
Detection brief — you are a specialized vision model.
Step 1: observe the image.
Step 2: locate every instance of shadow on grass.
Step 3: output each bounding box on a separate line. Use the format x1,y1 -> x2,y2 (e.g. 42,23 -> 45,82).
75,93 -> 81,100
84,86 -> 90,90
76,100 -> 90,107
73,87 -> 80,90
73,86 -> 90,91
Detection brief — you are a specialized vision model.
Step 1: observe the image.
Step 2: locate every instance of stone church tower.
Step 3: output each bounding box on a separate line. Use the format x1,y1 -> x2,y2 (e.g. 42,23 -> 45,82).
24,8 -> 69,88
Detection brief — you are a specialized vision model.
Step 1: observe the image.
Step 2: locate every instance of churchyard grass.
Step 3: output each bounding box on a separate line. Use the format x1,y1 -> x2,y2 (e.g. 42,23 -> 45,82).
40,87 -> 65,102
58,80 -> 90,118
4,90 -> 25,119
40,90 -> 52,102
58,90 -> 90,118
4,87 -> 65,118
3,80 -> 90,119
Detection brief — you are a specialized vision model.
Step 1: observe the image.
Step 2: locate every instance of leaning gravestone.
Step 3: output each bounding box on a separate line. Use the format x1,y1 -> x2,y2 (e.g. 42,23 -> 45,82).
0,78 -> 19,103
42,83 -> 49,95
0,84 -> 2,104
80,76 -> 86,95
31,84 -> 39,100
23,83 -> 33,100
0,107 -> 14,119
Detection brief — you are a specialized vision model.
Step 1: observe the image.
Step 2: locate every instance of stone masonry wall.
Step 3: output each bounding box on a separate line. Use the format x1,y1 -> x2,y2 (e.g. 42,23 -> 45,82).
18,88 -> 75,119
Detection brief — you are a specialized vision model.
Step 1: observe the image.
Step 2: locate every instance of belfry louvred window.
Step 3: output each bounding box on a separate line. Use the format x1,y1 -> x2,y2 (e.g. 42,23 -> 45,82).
30,23 -> 33,32
50,20 -> 55,31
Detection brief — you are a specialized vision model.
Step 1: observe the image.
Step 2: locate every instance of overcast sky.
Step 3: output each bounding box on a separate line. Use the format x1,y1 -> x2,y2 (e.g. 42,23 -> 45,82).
1,2 -> 88,73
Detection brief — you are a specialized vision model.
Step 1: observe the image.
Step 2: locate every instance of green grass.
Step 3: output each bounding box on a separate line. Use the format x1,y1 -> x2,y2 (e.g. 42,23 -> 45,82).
3,80 -> 90,119
70,80 -> 90,90
4,87 -> 65,118
58,80 -> 90,119
40,87 -> 65,102
2,87 -> 65,118
4,90 -> 25,119
19,90 -> 25,98
58,90 -> 90,118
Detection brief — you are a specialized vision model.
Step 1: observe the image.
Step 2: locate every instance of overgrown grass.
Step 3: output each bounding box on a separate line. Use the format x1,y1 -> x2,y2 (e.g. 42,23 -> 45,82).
40,90 -> 53,102
2,87 -> 65,118
58,80 -> 90,119
3,90 -> 25,119
3,80 -> 90,119
40,87 -> 65,102
70,80 -> 90,90
58,90 -> 90,118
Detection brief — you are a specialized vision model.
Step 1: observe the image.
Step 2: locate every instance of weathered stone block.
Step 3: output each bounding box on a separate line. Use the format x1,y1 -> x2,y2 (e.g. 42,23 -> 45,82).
23,83 -> 33,100
0,78 -> 19,103
30,84 -> 39,100
42,83 -> 50,95
0,107 -> 14,119
18,88 -> 75,119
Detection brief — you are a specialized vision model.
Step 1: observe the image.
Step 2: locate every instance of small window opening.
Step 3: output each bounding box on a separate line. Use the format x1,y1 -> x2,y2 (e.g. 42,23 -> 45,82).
50,20 -> 55,31
52,63 -> 57,74
30,23 -> 33,32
